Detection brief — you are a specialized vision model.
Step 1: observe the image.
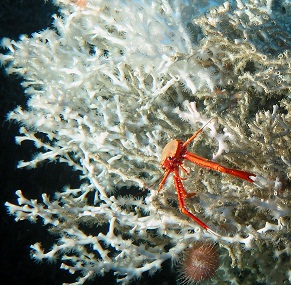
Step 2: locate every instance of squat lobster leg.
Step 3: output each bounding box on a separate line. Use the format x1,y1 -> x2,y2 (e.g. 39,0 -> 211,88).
158,118 -> 256,236
184,152 -> 255,183
173,168 -> 219,236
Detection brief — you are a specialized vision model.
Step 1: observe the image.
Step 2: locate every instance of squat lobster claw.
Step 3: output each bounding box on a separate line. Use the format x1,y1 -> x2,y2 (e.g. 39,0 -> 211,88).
158,118 -> 256,237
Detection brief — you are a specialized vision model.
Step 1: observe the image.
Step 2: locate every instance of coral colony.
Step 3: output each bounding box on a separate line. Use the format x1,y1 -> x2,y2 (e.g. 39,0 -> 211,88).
1,0 -> 291,284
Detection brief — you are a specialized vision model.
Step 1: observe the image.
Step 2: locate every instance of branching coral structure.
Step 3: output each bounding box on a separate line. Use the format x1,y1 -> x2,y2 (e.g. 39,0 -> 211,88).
1,0 -> 290,284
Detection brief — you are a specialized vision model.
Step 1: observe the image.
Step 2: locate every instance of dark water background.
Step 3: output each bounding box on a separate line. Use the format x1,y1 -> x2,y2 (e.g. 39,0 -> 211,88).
0,1 -> 175,284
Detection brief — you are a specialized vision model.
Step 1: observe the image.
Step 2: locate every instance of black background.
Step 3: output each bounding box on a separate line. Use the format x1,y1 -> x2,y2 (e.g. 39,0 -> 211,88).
0,1 -> 175,284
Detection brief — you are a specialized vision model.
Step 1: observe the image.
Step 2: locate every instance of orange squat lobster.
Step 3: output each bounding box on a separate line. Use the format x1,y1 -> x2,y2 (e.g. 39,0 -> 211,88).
158,119 -> 256,236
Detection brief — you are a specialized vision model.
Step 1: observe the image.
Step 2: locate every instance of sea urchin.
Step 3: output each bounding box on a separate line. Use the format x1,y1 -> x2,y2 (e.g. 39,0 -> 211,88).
178,241 -> 219,284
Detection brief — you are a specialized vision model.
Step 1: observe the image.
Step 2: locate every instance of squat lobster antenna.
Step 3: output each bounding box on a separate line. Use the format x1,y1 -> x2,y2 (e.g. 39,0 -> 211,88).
207,228 -> 221,237
183,118 -> 214,148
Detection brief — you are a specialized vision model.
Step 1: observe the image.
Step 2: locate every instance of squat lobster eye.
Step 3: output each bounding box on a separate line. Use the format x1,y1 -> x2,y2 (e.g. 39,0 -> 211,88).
158,119 -> 256,237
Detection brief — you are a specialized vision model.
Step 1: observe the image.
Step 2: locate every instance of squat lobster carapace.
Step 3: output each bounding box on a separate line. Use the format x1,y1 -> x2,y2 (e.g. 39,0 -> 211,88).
158,118 -> 256,237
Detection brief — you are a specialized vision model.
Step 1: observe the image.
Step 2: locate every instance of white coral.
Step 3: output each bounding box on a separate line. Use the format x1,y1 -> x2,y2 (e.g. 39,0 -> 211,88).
2,0 -> 291,284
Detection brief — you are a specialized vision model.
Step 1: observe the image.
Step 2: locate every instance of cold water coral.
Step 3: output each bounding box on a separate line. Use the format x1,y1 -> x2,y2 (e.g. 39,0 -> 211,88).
1,0 -> 290,284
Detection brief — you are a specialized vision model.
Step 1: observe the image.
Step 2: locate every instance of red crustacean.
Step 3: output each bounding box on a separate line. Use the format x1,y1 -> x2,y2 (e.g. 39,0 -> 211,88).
158,119 -> 256,236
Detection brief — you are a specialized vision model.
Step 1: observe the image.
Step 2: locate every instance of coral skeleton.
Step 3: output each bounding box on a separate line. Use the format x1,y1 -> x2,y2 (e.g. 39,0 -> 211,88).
1,0 -> 290,284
